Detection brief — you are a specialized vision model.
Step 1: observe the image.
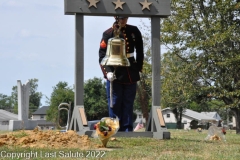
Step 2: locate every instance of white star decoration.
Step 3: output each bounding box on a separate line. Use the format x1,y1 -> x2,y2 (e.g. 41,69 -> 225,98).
112,0 -> 126,10
87,0 -> 100,8
139,0 -> 152,11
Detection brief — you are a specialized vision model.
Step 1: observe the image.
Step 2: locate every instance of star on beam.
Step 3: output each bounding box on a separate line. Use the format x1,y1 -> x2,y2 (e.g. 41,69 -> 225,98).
87,0 -> 100,8
139,0 -> 152,11
112,0 -> 126,10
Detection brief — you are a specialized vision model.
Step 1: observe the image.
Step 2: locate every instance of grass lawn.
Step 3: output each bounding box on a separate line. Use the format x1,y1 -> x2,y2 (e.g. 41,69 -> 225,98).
0,129 -> 240,160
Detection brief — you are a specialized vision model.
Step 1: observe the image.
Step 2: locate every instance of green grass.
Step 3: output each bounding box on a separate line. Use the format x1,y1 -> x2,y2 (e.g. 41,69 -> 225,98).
1,129 -> 240,160
11,130 -> 29,138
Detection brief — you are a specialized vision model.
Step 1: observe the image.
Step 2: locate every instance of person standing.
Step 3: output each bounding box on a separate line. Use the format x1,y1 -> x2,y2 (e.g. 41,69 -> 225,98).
99,16 -> 144,132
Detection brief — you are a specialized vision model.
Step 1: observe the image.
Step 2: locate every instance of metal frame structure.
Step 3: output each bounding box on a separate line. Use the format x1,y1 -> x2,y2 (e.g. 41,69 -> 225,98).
65,0 -> 171,139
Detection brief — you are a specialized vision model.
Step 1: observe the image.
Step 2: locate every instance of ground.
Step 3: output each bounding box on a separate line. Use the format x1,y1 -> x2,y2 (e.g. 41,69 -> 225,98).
0,127 -> 103,149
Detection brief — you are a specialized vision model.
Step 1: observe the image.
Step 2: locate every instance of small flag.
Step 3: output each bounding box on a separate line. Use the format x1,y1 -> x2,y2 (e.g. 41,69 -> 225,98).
134,119 -> 144,131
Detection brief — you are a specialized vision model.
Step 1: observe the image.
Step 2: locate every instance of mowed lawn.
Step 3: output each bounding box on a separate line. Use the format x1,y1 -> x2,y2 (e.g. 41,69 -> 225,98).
0,129 -> 240,160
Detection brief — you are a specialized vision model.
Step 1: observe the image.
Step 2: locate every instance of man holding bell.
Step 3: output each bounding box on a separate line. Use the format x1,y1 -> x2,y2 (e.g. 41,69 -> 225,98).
99,16 -> 144,132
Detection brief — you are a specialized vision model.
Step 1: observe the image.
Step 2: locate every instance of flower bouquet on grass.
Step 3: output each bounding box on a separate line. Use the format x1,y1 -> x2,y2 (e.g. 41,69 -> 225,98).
205,125 -> 226,141
94,117 -> 119,147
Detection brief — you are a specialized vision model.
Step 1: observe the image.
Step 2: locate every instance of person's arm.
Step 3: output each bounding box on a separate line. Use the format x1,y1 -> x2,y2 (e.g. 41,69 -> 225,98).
99,29 -> 114,78
134,27 -> 144,72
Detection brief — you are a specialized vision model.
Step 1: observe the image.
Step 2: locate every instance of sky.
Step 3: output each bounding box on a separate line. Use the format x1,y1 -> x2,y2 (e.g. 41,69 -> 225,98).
0,0 -> 151,106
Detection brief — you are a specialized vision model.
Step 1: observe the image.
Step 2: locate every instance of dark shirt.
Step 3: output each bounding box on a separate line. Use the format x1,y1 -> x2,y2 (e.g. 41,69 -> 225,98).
99,24 -> 144,84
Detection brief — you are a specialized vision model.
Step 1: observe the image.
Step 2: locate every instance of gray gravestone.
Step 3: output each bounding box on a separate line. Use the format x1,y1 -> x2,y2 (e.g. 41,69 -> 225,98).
17,80 -> 30,122
9,80 -> 53,131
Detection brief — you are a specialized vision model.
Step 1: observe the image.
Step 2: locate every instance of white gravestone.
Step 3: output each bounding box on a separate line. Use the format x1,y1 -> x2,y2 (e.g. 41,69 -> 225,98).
17,80 -> 30,126
9,80 -> 48,131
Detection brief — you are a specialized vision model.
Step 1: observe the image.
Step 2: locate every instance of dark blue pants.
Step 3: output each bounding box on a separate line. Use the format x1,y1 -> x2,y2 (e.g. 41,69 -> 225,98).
106,80 -> 137,132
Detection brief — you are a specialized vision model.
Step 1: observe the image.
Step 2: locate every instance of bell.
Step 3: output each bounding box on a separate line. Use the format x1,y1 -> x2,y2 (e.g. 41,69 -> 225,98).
101,37 -> 130,67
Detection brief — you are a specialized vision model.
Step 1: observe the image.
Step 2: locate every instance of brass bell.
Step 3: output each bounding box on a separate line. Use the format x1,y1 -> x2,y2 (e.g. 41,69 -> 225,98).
101,37 -> 130,67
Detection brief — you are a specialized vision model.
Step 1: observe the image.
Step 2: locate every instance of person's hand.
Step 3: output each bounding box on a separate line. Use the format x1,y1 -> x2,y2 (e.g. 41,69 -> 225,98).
113,22 -> 120,29
107,72 -> 115,81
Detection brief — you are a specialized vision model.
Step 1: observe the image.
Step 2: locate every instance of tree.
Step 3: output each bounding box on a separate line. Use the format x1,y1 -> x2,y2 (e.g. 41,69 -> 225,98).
28,79 -> 43,117
161,52 -> 193,128
161,0 -> 240,132
84,77 -> 108,120
11,79 -> 42,117
46,82 -> 74,124
134,21 -> 152,124
0,94 -> 13,112
46,78 -> 108,124
11,86 -> 18,114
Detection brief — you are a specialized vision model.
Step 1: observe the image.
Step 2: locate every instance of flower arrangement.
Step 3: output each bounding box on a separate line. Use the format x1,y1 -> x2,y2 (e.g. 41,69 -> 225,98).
94,120 -> 112,136
205,125 -> 226,141
94,117 -> 119,147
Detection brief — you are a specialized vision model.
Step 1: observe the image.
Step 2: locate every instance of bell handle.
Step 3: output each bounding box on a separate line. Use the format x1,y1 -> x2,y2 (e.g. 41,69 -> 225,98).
113,21 -> 122,38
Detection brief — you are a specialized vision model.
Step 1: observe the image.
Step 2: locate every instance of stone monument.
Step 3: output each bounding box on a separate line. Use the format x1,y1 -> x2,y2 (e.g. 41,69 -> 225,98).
9,80 -> 47,131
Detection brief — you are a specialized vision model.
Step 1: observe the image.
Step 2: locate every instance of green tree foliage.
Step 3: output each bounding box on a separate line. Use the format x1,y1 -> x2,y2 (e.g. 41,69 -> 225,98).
134,21 -> 152,123
0,94 -> 13,112
11,86 -> 18,114
46,82 -> 74,124
46,78 -> 108,123
29,79 -> 43,117
84,77 -> 108,120
161,53 -> 194,128
161,0 -> 240,132
12,79 -> 42,117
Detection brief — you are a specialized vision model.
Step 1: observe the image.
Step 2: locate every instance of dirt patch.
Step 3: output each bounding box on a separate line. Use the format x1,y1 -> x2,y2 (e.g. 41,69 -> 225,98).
0,127 -> 102,149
